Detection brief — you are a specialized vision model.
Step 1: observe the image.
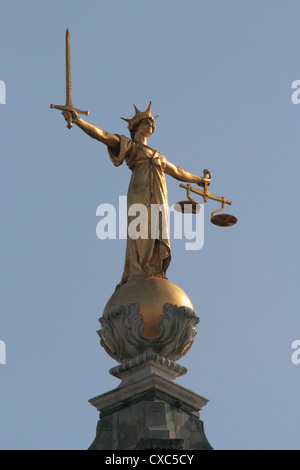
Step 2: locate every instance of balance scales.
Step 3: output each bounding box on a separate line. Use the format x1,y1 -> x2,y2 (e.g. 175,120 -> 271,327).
175,169 -> 238,227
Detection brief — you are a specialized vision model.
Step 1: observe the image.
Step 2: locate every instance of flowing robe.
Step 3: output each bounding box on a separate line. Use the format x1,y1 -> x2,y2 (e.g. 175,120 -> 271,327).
107,135 -> 171,288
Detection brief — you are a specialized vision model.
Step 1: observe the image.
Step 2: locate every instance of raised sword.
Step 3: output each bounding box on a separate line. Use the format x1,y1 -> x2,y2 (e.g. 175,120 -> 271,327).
50,29 -> 89,128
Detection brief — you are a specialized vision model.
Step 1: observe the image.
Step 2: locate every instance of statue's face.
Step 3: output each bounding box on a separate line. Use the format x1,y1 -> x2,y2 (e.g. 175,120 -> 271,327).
135,118 -> 155,137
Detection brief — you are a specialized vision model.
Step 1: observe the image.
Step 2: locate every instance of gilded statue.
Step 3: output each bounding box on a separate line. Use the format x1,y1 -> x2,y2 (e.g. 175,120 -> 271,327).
62,103 -> 210,288
50,30 -> 213,290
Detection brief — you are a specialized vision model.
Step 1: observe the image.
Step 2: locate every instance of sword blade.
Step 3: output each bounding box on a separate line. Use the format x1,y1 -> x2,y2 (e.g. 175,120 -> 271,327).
50,29 -> 89,129
65,28 -> 72,107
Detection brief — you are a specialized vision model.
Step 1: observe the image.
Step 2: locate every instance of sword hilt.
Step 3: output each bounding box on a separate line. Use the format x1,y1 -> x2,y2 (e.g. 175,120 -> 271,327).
50,103 -> 89,129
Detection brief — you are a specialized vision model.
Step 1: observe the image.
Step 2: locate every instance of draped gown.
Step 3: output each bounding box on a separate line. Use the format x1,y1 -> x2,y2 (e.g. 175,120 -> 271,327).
107,135 -> 171,289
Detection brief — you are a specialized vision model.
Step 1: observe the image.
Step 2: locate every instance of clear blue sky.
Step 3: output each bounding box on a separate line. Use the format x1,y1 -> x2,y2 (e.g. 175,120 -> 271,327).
0,0 -> 299,450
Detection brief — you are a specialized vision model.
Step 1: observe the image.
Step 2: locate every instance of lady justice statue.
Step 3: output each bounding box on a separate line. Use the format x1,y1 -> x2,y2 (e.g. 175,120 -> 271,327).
61,103 -> 209,349
50,31 -> 236,450
62,102 -> 210,290
50,30 -> 224,364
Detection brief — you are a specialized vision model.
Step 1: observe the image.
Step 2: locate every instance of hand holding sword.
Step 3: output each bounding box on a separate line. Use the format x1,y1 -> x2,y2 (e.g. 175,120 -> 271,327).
50,29 -> 237,229
50,29 -> 89,129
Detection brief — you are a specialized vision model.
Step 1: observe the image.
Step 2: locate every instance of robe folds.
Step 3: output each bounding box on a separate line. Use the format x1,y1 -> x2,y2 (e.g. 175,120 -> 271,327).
107,135 -> 171,288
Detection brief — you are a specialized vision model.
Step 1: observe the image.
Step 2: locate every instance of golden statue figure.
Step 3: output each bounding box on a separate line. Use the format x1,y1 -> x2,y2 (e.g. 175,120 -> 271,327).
51,29 -> 236,344
61,103 -> 210,289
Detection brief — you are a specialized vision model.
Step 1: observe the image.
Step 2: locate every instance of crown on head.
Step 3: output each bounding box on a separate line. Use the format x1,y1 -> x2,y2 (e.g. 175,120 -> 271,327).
121,101 -> 159,132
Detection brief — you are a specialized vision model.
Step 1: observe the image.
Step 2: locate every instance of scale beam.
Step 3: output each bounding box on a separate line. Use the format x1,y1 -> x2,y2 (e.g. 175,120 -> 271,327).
179,184 -> 232,206
177,176 -> 237,227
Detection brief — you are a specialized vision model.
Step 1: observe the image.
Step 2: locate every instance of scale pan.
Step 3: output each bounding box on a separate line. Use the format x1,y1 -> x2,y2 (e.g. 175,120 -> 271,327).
211,213 -> 237,227
174,200 -> 201,214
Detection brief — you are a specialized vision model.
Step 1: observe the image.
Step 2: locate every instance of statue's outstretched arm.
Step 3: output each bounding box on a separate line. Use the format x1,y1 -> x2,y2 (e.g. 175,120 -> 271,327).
164,161 -> 210,187
62,109 -> 120,150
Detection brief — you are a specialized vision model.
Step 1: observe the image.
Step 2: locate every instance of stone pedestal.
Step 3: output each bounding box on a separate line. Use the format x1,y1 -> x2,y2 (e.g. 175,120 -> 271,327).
89,279 -> 213,450
88,358 -> 213,450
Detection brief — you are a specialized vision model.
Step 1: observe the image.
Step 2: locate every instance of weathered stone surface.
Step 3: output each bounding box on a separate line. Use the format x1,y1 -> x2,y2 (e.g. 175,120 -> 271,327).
136,439 -> 185,450
89,395 -> 213,450
88,370 -> 212,450
109,350 -> 187,385
89,370 -> 209,414
90,284 -> 212,450
98,302 -> 200,364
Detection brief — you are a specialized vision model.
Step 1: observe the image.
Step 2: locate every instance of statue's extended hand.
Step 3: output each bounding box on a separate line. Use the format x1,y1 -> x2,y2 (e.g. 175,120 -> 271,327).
197,177 -> 211,188
62,109 -> 79,125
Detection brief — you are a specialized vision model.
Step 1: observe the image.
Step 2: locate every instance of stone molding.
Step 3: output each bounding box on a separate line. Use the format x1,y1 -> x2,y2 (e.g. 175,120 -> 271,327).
98,302 -> 200,364
109,349 -> 187,379
89,372 -> 209,414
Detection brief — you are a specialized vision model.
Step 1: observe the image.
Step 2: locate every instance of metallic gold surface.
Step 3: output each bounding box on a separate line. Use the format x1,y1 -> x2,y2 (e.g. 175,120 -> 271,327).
179,181 -> 238,227
51,30 -> 236,292
174,200 -> 201,214
175,181 -> 202,214
121,102 -> 159,135
211,213 -> 237,227
103,277 -> 194,338
58,100 -> 210,288
65,28 -> 72,110
50,29 -> 89,128
179,182 -> 232,206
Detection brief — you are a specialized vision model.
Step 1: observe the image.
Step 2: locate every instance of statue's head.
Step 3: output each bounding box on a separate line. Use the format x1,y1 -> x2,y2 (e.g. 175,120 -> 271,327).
121,101 -> 159,140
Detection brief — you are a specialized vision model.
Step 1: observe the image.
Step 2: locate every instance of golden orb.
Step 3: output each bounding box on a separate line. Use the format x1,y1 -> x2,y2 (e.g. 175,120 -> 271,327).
103,277 -> 194,338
